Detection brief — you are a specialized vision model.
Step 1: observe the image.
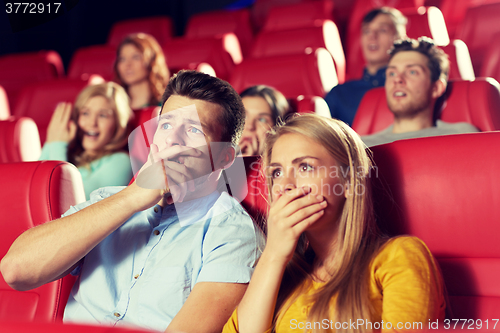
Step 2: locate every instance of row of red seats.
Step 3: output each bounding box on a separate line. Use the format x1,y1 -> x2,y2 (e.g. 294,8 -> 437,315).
0,0 -> 498,116
1,130 -> 499,325
2,76 -> 499,166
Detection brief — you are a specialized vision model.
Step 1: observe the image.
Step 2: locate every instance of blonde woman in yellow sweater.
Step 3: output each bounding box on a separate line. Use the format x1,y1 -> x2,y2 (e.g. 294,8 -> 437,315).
224,114 -> 446,333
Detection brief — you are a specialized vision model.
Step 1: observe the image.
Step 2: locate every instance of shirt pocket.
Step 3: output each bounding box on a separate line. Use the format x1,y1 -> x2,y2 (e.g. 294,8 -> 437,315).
137,266 -> 193,321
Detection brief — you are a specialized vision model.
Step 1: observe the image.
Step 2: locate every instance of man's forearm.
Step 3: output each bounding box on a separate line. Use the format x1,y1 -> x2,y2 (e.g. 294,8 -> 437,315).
0,184 -> 154,291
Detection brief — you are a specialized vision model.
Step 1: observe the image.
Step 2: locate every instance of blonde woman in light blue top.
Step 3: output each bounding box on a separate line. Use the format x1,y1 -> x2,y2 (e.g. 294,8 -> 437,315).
40,82 -> 134,199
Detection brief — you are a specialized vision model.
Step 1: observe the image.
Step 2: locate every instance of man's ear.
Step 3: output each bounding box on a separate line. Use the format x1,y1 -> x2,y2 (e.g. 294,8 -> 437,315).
432,78 -> 447,99
214,146 -> 236,171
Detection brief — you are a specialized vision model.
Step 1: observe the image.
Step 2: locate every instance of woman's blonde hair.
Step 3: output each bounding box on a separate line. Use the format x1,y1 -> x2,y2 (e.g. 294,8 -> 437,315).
68,82 -> 133,167
114,33 -> 170,106
263,114 -> 386,333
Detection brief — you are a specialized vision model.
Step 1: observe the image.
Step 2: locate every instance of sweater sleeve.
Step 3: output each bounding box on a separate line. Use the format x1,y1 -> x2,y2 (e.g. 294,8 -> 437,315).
372,236 -> 446,331
81,152 -> 133,199
39,141 -> 69,162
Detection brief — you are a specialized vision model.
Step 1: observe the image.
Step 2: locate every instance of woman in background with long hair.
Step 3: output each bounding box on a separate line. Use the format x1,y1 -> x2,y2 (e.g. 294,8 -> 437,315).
114,33 -> 169,109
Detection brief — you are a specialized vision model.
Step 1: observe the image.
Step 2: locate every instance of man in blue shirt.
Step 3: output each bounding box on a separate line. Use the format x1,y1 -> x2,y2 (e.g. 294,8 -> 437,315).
325,7 -> 407,126
1,70 -> 264,333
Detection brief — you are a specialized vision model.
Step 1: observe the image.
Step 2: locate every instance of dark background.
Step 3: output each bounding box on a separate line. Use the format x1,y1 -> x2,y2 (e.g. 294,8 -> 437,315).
0,0 -> 253,69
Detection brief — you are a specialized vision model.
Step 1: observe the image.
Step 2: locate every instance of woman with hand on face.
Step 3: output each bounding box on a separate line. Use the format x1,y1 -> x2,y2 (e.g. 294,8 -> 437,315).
239,85 -> 289,156
114,33 -> 170,110
224,114 -> 446,333
40,82 -> 134,199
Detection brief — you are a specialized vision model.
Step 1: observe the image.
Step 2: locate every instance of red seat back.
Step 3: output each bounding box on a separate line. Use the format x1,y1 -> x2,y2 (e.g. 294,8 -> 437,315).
291,95 -> 331,118
107,16 -> 173,48
250,20 -> 345,83
370,132 -> 500,318
67,45 -> 117,81
0,86 -> 10,121
0,320 -> 156,332
455,3 -> 500,74
480,31 -> 500,84
13,77 -> 103,144
0,161 -> 85,322
0,51 -> 64,111
441,39 -> 475,81
163,35 -> 241,80
352,78 -> 500,135
402,6 -> 449,45
0,117 -> 41,163
261,0 -> 334,32
185,9 -> 254,57
230,48 -> 337,98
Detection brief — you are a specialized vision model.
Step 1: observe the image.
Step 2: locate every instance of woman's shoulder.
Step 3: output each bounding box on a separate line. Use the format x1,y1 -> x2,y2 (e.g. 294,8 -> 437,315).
371,236 -> 435,270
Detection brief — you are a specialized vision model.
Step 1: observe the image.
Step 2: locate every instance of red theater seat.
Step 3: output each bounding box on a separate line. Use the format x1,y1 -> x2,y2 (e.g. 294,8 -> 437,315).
402,6 -> 449,45
0,320 -> 155,332
292,95 -> 331,118
250,20 -> 346,83
107,16 -> 173,48
0,117 -> 41,163
163,35 -> 241,80
67,45 -> 117,81
480,31 -> 500,84
230,48 -> 337,99
0,161 -> 85,322
370,131 -> 500,319
0,51 -> 64,111
0,86 -> 10,121
13,76 -> 104,144
251,0 -> 303,32
261,0 -> 334,32
185,9 -> 254,57
352,78 -> 500,135
455,2 -> 500,75
442,39 -> 475,81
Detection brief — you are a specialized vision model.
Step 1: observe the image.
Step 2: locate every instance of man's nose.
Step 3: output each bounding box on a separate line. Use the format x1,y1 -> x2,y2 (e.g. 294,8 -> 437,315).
165,127 -> 185,147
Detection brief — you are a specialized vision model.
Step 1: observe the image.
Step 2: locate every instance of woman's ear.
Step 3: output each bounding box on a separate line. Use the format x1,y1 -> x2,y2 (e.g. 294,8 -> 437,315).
344,181 -> 351,199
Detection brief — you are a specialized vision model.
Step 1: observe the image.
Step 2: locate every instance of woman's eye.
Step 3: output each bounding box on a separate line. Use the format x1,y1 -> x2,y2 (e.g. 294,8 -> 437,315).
271,169 -> 282,179
299,163 -> 313,172
409,70 -> 417,75
99,114 -> 111,119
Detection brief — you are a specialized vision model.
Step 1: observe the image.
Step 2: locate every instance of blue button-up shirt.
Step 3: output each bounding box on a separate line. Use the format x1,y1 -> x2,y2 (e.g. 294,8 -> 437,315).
324,67 -> 386,126
63,187 -> 264,331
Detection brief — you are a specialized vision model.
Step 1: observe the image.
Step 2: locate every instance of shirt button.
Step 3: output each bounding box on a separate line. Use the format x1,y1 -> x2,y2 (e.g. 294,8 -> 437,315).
153,230 -> 160,236
373,79 -> 379,86
134,274 -> 139,279
114,312 -> 121,317
154,207 -> 159,213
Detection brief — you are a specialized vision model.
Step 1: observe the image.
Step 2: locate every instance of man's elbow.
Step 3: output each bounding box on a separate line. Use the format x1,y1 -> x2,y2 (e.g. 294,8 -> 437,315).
0,256 -> 34,291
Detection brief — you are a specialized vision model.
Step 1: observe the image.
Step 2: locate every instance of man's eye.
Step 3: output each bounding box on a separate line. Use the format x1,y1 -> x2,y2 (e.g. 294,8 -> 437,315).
161,123 -> 172,130
387,71 -> 396,77
190,127 -> 204,135
408,70 -> 417,75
